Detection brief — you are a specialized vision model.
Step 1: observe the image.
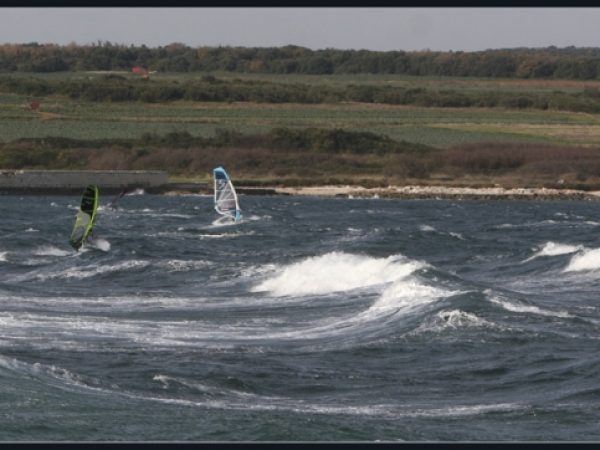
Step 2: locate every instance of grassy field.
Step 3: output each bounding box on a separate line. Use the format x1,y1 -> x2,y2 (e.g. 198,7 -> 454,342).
2,91 -> 600,147
15,70 -> 600,93
3,72 -> 600,188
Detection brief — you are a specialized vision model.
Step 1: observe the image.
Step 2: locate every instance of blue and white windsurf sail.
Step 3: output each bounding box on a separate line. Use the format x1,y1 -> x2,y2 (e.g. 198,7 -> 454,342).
213,166 -> 242,221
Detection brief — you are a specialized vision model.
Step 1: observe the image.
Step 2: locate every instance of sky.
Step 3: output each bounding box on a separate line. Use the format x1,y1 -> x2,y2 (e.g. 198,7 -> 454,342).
1,7 -> 600,52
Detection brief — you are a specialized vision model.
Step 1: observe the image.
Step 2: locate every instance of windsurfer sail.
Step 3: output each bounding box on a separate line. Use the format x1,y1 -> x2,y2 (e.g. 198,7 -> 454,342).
213,166 -> 241,221
69,184 -> 99,250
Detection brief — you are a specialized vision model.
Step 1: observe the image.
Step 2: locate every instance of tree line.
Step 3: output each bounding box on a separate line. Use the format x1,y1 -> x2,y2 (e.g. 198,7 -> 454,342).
4,74 -> 600,114
3,42 -> 600,79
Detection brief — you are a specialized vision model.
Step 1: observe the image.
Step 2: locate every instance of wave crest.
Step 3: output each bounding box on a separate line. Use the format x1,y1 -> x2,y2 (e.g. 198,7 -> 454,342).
564,248 -> 600,272
524,241 -> 583,262
251,252 -> 425,297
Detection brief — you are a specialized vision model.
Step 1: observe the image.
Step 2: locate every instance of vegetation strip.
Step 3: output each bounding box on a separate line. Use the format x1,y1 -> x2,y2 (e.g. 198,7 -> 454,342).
3,74 -> 600,114
2,130 -> 600,190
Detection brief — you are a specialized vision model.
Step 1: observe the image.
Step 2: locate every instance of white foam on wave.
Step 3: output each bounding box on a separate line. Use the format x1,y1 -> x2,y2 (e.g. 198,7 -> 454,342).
497,220 -> 556,229
34,259 -> 150,281
210,217 -> 241,228
199,233 -> 227,239
0,290 -> 454,351
88,238 -> 111,252
0,309 -> 243,350
373,278 -> 453,318
410,309 -> 501,335
0,292 -> 213,310
162,213 -> 193,219
419,224 -> 436,232
180,193 -> 209,198
0,355 -> 105,393
91,371 -> 526,419
437,310 -> 494,328
524,241 -> 583,262
110,382 -> 523,418
1,254 -> 454,348
143,212 -> 194,219
487,292 -> 571,318
249,252 -> 458,334
409,403 -> 521,417
25,227 -> 39,233
497,223 -> 513,229
251,252 -> 425,297
151,230 -> 254,240
0,354 -> 292,415
289,401 -> 523,419
117,383 -> 389,417
209,214 -> 263,228
127,208 -> 192,218
0,251 -> 7,262
0,354 -> 524,420
33,245 -> 71,257
564,247 -> 600,272
163,259 -> 212,272
240,263 -> 278,278
152,374 -> 252,398
201,231 -> 255,239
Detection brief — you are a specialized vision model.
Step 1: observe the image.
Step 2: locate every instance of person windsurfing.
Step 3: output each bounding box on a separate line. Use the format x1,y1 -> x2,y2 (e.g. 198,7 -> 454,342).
69,185 -> 99,250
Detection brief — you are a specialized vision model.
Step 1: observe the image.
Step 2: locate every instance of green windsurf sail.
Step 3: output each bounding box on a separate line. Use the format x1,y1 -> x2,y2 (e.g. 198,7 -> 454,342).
69,184 -> 99,250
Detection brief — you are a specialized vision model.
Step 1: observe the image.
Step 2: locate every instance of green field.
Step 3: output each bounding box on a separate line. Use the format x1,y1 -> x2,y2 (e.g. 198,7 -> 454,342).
2,72 -> 600,188
3,88 -> 600,147
13,70 -> 600,94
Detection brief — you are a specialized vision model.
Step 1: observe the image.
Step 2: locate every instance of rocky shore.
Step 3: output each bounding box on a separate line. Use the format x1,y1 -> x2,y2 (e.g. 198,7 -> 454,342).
273,185 -> 600,201
2,170 -> 599,200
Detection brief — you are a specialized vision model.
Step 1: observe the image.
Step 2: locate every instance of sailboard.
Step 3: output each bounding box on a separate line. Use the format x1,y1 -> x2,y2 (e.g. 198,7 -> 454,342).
69,184 -> 99,250
213,166 -> 241,222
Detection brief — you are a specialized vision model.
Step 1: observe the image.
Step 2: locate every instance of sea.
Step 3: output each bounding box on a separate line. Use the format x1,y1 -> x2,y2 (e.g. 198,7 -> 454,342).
1,193 -> 600,442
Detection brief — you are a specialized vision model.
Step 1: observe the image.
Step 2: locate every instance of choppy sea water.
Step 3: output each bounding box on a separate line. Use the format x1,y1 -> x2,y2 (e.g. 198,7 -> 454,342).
1,193 -> 600,441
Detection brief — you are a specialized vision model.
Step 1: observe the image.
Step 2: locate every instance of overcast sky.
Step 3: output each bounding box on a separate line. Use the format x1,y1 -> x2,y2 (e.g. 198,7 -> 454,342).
1,8 -> 599,52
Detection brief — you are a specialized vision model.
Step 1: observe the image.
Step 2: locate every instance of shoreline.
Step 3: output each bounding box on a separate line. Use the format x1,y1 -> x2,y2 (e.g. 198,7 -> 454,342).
1,171 -> 599,200
271,185 -> 600,201
2,183 -> 600,200
161,184 -> 600,201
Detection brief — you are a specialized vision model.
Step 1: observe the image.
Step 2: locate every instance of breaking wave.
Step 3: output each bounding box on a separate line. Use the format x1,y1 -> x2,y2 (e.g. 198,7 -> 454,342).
251,252 -> 426,297
564,248 -> 600,272
524,241 -> 583,262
